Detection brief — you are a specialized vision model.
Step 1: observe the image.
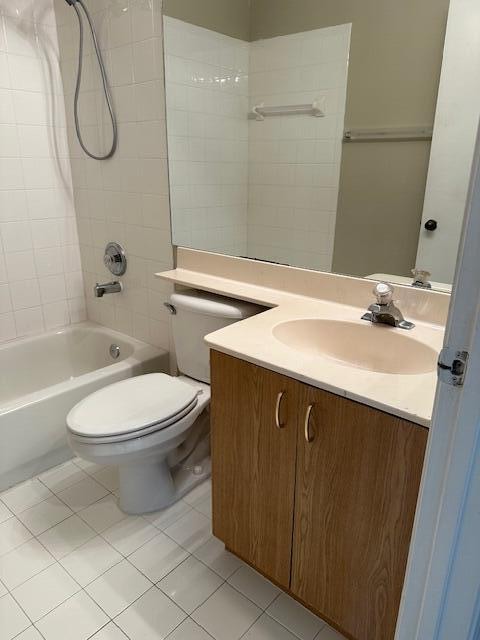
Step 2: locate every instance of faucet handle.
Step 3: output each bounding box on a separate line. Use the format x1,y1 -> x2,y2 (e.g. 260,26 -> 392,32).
373,281 -> 394,305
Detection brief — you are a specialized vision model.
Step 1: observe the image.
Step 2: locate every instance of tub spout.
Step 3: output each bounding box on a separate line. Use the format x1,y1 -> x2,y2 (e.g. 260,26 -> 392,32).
94,281 -> 122,298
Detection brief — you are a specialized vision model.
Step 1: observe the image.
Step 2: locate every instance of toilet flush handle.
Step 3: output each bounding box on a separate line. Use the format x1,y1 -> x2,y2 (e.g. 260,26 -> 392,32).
164,303 -> 177,315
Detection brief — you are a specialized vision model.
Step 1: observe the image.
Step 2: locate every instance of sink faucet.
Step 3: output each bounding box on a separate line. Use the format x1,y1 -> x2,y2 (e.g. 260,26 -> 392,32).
94,281 -> 122,298
411,268 -> 432,289
362,282 -> 415,330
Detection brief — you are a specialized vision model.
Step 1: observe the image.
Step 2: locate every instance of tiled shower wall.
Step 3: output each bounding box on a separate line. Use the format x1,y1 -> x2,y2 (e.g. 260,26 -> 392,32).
54,0 -> 173,351
164,20 -> 351,272
0,0 -> 85,345
248,25 -> 351,271
164,17 -> 249,257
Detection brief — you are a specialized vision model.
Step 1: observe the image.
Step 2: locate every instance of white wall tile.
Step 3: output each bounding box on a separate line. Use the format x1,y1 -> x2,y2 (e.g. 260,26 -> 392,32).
55,0 -> 173,350
0,0 -> 85,345
247,26 -> 351,270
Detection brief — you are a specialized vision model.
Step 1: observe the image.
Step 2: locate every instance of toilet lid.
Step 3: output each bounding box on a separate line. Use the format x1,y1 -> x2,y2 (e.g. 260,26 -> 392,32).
67,374 -> 199,438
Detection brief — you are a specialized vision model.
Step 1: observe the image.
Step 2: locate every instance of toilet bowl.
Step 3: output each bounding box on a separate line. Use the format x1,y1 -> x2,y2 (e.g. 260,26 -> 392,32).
66,290 -> 262,514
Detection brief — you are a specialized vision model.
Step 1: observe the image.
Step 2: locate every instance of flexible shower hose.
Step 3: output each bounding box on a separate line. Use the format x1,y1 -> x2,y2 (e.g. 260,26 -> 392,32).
70,0 -> 118,160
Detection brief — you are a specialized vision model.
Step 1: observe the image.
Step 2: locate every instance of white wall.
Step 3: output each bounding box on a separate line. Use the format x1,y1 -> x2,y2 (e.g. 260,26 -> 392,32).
164,16 -> 249,257
416,0 -> 480,283
54,0 -> 174,351
247,25 -> 351,271
0,0 -> 85,345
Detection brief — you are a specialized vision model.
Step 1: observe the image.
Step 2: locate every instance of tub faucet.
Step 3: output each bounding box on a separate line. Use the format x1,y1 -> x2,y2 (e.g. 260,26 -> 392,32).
94,281 -> 122,298
361,282 -> 415,330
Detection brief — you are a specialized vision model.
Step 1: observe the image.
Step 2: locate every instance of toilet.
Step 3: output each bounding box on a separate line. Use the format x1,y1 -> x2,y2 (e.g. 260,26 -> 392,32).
66,290 -> 261,514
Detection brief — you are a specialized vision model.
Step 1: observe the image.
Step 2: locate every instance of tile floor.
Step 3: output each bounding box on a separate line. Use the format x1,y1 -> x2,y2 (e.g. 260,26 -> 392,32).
0,459 -> 346,640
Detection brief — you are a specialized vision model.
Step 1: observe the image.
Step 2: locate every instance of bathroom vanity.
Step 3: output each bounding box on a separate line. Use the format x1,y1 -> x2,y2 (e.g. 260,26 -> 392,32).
210,350 -> 427,640
157,248 -> 448,640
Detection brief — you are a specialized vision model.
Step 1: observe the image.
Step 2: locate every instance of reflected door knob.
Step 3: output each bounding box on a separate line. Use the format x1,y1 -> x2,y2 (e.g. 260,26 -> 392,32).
424,219 -> 438,231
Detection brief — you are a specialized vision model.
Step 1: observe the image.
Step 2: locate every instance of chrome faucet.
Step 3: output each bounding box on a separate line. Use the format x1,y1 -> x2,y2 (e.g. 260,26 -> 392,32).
94,281 -> 122,298
411,268 -> 432,289
362,282 -> 415,330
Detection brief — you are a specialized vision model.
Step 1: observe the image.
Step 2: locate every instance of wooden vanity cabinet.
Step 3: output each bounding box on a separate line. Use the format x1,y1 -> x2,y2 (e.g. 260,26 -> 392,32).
211,350 -> 428,640
210,349 -> 298,589
292,384 -> 428,640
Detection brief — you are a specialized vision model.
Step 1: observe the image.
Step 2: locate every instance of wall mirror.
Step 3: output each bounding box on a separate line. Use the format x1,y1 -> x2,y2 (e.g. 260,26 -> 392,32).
163,0 -> 479,291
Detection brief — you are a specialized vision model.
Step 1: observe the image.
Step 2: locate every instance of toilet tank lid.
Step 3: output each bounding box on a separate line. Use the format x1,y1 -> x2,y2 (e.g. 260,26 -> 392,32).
170,290 -> 264,320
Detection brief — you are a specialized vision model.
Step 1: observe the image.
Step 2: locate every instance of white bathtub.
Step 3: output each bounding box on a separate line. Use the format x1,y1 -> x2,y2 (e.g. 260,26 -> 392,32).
0,322 -> 169,490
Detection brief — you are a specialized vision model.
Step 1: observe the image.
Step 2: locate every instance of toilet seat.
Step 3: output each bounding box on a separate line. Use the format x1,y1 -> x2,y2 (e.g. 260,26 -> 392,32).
67,374 -> 201,444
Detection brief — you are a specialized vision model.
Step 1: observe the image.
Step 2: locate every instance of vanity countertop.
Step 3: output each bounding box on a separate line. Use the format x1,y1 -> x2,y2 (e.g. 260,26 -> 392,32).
157,264 -> 445,427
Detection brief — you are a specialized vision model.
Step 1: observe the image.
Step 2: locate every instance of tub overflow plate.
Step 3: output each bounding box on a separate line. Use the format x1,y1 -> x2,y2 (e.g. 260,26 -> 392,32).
110,344 -> 121,359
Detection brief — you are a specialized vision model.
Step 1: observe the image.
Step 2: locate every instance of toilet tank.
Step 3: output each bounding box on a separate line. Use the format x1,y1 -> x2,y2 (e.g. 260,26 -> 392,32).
170,290 -> 263,383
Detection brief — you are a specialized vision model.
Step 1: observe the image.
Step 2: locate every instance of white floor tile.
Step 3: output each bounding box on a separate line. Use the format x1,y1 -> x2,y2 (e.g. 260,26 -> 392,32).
1,479 -> 53,515
38,515 -> 96,560
0,517 -> 32,556
60,536 -> 123,587
78,495 -> 127,533
0,500 -> 13,524
92,467 -> 119,492
166,618 -> 214,640
14,627 -> 44,640
228,566 -> 280,610
17,496 -> 73,536
128,532 -> 189,583
90,622 -> 129,639
193,537 -> 244,579
159,556 -> 223,614
144,500 -> 192,531
0,538 -> 55,590
85,559 -> 151,617
192,583 -> 261,640
72,458 -> 104,474
243,613 -> 300,640
102,516 -> 158,556
315,625 -> 346,640
36,591 -> 109,640
0,593 -> 31,639
12,563 -> 80,622
39,461 -> 88,494
57,478 -> 109,512
194,496 -> 212,519
183,481 -> 212,508
164,510 -> 211,553
266,594 -> 324,640
115,586 -> 186,640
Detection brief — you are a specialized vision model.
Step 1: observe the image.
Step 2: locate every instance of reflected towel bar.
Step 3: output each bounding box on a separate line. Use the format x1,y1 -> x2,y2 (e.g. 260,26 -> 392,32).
248,99 -> 325,121
343,127 -> 433,142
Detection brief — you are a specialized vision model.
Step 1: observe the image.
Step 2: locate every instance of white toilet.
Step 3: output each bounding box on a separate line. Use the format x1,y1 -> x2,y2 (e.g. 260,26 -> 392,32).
67,290 -> 261,514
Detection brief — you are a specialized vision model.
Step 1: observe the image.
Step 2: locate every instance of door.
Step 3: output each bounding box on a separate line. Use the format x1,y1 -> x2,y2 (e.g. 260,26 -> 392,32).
210,350 -> 298,588
291,386 -> 428,640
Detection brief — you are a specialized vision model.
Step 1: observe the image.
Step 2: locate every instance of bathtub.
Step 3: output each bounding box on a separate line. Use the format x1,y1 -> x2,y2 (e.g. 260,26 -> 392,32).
0,322 -> 169,490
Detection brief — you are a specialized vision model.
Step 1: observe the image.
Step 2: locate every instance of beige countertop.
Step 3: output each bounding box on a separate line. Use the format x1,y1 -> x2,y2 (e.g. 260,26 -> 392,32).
158,265 -> 445,427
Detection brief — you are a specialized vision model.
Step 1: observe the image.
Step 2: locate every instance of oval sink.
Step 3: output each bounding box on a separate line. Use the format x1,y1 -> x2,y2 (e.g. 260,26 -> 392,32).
272,319 -> 438,375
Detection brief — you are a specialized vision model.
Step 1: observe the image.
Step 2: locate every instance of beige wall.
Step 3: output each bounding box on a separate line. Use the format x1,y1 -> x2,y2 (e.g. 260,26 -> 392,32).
251,0 -> 449,277
163,0 -> 251,41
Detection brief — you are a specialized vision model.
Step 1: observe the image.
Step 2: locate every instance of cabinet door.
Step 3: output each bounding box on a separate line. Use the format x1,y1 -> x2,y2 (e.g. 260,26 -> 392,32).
291,386 -> 428,640
210,350 -> 298,588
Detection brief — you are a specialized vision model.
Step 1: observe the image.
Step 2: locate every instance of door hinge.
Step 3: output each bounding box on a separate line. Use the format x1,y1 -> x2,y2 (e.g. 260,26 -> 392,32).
437,347 -> 469,387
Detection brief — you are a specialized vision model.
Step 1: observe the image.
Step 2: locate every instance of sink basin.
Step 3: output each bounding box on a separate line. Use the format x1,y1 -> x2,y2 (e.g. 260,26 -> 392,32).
272,319 -> 438,375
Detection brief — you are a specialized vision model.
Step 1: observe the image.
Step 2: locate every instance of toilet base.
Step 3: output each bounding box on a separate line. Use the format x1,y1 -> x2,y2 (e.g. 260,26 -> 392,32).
118,455 -> 211,514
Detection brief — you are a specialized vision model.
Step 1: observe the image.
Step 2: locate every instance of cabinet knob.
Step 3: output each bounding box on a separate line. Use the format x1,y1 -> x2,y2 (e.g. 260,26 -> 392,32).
304,404 -> 315,443
424,219 -> 438,231
275,391 -> 286,429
